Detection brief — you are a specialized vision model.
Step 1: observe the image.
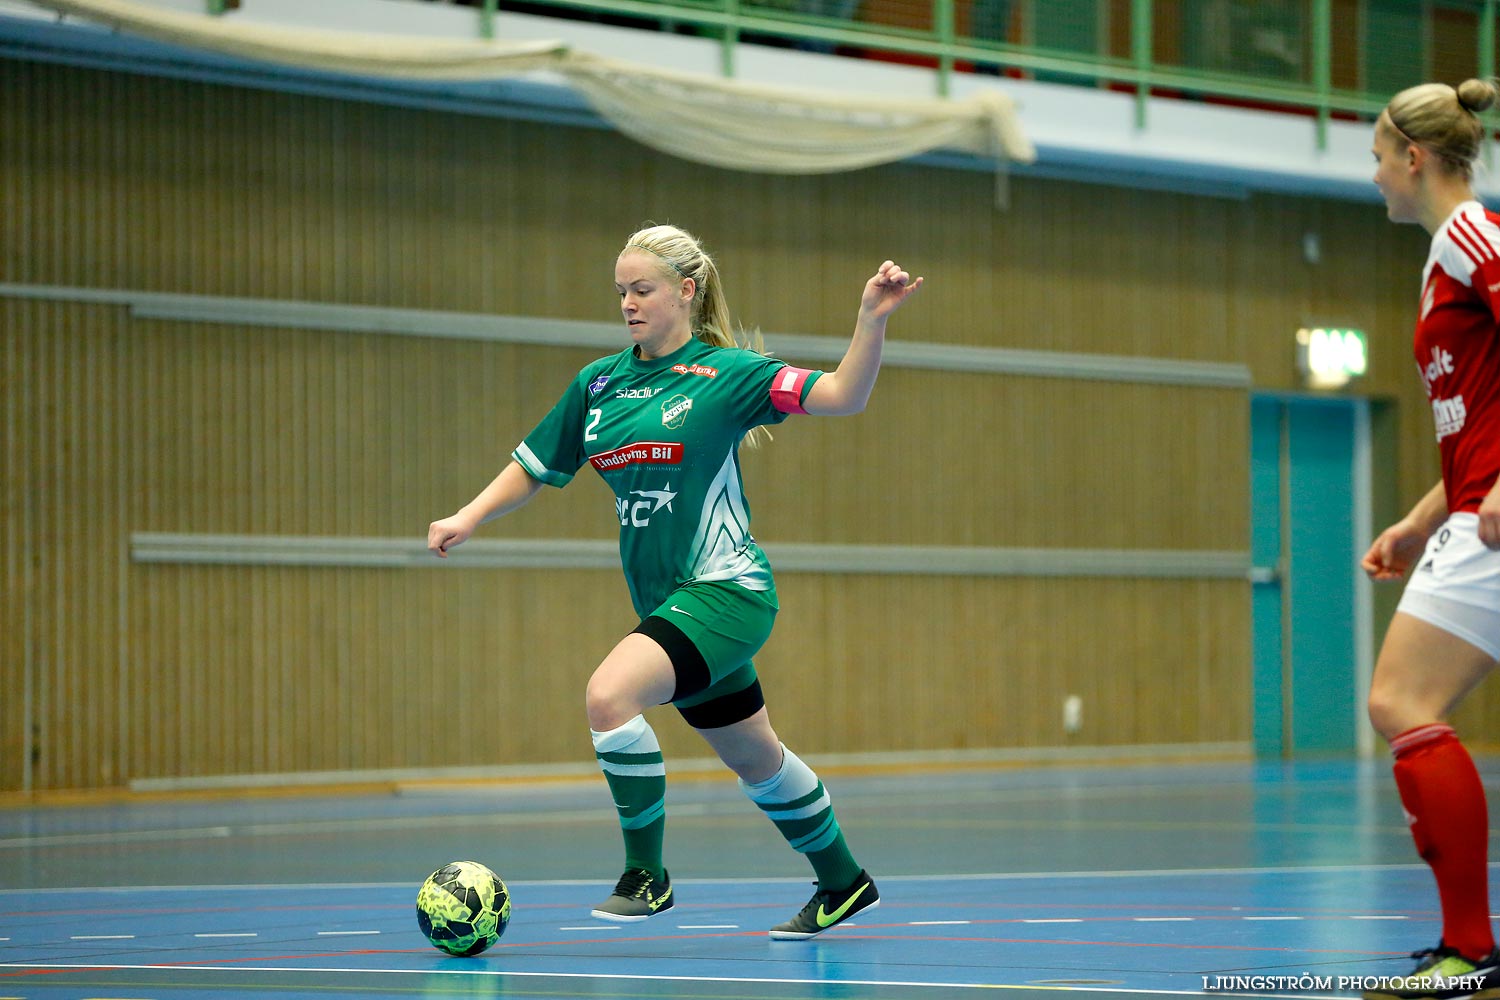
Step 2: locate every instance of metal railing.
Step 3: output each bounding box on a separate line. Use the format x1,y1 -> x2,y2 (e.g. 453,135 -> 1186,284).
205,0 -> 1498,149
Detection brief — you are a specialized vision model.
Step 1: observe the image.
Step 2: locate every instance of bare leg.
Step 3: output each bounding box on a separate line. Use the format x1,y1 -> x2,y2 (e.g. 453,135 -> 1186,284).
1367,612 -> 1495,739
585,633 -> 677,732
694,706 -> 783,783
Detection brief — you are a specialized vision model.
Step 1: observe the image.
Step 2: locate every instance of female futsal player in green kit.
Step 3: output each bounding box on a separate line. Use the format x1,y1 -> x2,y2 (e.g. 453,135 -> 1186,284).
428,224 -> 922,938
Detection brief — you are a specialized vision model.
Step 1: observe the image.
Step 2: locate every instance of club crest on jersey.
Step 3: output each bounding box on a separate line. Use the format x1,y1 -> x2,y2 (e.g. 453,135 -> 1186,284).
588,375 -> 610,397
671,363 -> 718,378
661,394 -> 694,429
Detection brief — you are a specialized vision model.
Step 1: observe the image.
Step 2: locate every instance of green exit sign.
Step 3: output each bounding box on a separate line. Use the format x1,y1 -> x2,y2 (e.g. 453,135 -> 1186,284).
1296,327 -> 1367,388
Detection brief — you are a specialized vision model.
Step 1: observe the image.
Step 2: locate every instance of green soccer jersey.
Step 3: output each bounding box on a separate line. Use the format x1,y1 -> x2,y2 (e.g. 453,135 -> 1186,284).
512,337 -> 821,617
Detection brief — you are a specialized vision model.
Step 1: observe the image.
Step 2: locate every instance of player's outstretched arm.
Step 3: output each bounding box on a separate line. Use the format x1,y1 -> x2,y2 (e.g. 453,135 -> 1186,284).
802,260 -> 923,417
428,461 -> 545,558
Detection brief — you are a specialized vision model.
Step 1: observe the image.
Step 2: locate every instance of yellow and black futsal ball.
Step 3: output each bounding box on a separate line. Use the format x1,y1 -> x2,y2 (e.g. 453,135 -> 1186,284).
416,860 -> 511,956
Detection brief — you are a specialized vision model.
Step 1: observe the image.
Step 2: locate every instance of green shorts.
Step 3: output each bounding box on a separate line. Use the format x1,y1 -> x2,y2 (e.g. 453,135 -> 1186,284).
632,580 -> 778,729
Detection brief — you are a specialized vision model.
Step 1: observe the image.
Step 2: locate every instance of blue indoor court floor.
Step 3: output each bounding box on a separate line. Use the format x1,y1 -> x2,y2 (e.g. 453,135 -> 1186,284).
1,757 -> 1494,999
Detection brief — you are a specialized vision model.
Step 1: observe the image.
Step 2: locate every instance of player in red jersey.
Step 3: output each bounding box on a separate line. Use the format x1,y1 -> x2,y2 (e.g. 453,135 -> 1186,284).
1361,78 -> 1500,1000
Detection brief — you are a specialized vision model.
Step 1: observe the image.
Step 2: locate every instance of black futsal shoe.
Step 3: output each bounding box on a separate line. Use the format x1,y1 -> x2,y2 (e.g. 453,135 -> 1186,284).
590,867 -> 673,922
769,869 -> 880,940
1362,942 -> 1500,1000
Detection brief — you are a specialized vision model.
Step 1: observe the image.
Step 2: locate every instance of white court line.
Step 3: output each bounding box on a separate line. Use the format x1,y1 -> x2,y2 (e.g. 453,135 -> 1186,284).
871,862 -> 1445,882
0,808 -> 616,850
13,910 -> 1409,946
0,862 -> 1467,895
0,827 -> 235,849
315,930 -> 380,936
0,961 -> 1354,998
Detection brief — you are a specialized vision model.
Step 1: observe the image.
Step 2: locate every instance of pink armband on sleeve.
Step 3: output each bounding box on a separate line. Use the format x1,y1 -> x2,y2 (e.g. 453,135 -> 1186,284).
770,366 -> 817,415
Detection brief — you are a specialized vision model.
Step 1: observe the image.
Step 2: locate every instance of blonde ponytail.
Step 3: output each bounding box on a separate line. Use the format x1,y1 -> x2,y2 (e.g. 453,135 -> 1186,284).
620,224 -> 772,448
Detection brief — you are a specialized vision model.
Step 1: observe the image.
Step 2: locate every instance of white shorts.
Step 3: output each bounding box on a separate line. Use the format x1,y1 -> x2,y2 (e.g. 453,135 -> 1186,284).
1398,512 -> 1500,660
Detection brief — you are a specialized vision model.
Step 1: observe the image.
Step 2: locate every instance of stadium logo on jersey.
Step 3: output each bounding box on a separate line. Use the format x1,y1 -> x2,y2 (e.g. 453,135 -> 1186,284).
616,387 -> 663,399
1418,346 -> 1455,392
1432,394 -> 1467,440
590,441 -> 684,472
671,363 -> 719,378
588,375 -> 610,397
617,484 -> 677,527
661,394 -> 694,429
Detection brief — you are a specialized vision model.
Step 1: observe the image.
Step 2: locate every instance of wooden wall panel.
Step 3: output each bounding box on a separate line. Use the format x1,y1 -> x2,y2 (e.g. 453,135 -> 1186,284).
122,565 -> 630,778
747,574 -> 1250,754
752,376 -> 1247,549
0,302 -> 31,793
2,62 -> 1252,365
1,300 -> 132,789
117,564 -> 1247,775
0,298 -> 1251,786
0,55 -> 1460,790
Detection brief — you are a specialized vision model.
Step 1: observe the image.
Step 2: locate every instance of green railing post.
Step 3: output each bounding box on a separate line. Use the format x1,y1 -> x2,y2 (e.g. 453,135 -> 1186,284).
1131,0 -> 1151,129
721,0 -> 738,77
1311,0 -> 1331,152
480,0 -> 497,40
1482,0 -> 1496,171
206,0 -> 225,14
438,0 -> 1398,128
935,0 -> 955,98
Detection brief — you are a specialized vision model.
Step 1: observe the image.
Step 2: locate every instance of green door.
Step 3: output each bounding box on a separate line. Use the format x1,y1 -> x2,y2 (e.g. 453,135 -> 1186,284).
1251,395 -> 1370,757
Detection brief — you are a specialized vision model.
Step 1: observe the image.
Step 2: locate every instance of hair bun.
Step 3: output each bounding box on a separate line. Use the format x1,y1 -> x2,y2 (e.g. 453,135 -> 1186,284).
1457,78 -> 1497,113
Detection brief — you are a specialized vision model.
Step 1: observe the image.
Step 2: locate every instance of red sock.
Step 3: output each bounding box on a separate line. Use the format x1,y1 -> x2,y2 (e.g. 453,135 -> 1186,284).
1391,724 -> 1495,959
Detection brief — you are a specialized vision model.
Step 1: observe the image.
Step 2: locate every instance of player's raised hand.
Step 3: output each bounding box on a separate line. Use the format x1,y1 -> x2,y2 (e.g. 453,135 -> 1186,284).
428,513 -> 476,558
860,260 -> 923,320
1360,520 -> 1430,580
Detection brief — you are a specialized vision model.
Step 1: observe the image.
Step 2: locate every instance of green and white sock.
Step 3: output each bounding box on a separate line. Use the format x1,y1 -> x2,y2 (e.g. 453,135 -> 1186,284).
591,715 -> 666,879
740,744 -> 861,891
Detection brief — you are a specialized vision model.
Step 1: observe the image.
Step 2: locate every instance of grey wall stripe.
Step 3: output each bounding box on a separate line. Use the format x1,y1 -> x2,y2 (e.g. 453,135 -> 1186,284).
1,283 -> 1252,388
130,533 -> 1252,580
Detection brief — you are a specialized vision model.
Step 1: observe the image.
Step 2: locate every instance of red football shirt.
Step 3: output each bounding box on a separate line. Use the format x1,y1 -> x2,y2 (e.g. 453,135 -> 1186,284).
1414,200 -> 1500,514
